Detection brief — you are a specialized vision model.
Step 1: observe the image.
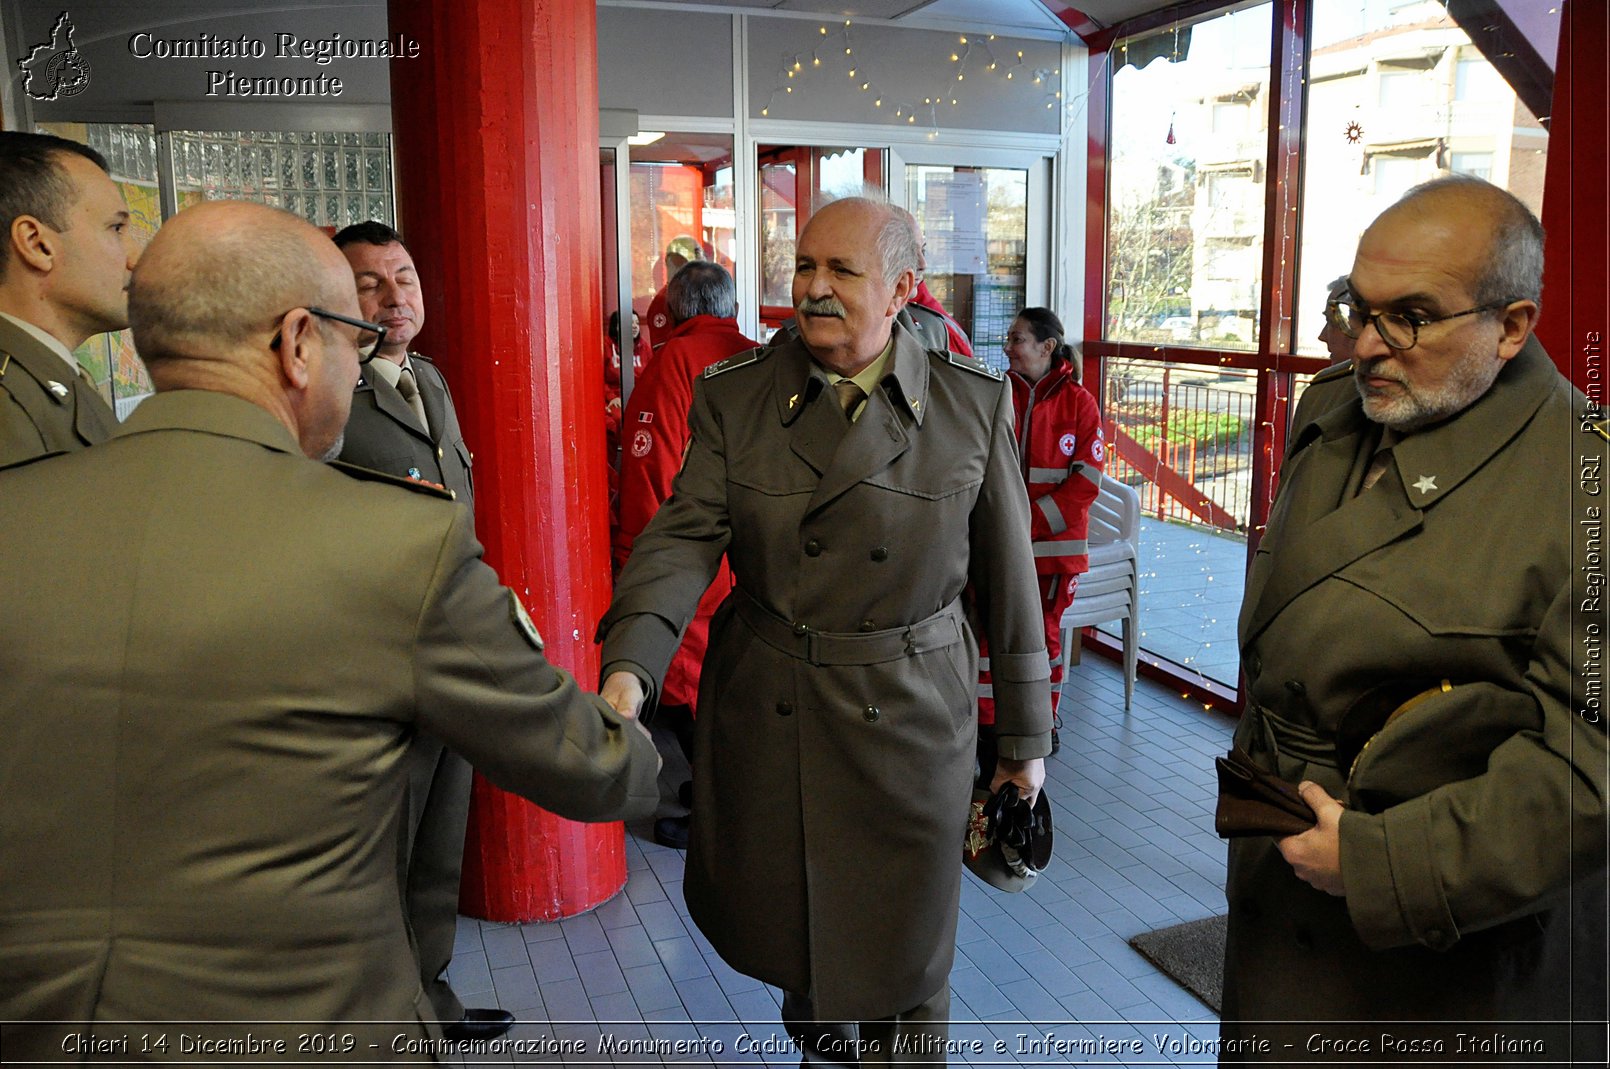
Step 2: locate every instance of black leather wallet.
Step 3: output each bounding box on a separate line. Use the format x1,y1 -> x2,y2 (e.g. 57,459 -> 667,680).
1214,746 -> 1317,838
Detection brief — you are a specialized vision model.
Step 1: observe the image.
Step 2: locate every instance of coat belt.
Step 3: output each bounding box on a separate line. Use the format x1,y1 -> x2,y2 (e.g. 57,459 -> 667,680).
1247,704 -> 1339,769
733,586 -> 966,667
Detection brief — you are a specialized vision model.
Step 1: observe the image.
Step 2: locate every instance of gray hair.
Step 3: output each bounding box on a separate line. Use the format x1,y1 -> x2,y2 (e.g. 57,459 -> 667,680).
1395,174 -> 1544,305
813,193 -> 921,287
666,260 -> 736,322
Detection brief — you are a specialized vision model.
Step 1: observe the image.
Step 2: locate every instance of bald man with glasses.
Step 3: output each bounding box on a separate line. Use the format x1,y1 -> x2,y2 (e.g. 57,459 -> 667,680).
1220,176 -> 1607,1060
0,201 -> 658,1052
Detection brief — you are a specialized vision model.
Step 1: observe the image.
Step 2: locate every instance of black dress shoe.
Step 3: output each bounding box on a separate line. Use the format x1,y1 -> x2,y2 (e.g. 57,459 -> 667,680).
677,779 -> 693,809
653,814 -> 690,849
443,1008 -> 515,1042
1050,728 -> 1060,755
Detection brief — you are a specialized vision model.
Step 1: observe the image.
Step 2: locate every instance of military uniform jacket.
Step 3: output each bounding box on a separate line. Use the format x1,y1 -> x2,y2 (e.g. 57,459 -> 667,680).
338,353 -> 473,504
1222,338 -> 1608,1047
0,315 -> 117,465
599,328 -> 1051,1020
0,391 -> 658,1055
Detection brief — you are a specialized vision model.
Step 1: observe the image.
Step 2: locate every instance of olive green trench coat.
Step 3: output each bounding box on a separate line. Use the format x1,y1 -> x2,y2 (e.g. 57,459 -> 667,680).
1221,339 -> 1608,1060
600,327 -> 1051,1020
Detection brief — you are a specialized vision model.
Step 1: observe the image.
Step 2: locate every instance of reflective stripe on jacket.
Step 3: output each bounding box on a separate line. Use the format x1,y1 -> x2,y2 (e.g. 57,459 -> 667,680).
1008,358 -> 1104,575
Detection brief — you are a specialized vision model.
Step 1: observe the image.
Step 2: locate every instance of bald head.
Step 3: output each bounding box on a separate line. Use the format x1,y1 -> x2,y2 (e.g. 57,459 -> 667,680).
129,201 -> 363,459
130,201 -> 354,366
1368,175 -> 1543,308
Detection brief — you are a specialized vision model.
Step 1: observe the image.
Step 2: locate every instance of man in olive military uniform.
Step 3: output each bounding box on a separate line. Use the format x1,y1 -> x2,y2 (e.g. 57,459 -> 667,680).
599,197 -> 1051,1066
0,201 -> 659,1058
1222,176 -> 1607,1062
0,132 -> 141,464
330,221 -> 496,1041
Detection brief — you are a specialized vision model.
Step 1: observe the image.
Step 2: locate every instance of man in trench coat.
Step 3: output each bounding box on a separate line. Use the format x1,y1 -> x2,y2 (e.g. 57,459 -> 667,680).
598,196 -> 1052,1066
1221,175 -> 1607,1063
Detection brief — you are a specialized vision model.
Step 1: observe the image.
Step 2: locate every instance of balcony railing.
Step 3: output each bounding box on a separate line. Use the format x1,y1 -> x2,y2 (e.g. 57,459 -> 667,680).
1102,365 -> 1257,533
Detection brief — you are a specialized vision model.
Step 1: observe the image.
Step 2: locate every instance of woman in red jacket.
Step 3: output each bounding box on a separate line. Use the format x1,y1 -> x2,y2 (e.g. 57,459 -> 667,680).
978,308 -> 1104,755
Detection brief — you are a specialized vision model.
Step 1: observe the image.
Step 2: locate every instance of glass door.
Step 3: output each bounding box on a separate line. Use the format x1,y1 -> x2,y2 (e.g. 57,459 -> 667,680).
755,144 -> 888,333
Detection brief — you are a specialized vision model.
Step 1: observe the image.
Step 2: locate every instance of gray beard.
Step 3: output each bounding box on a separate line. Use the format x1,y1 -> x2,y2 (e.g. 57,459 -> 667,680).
317,432 -> 345,463
1355,340 -> 1502,431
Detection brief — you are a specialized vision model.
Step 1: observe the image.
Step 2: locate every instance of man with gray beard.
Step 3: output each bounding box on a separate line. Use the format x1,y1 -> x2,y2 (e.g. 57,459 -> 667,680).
1220,175 -> 1606,1063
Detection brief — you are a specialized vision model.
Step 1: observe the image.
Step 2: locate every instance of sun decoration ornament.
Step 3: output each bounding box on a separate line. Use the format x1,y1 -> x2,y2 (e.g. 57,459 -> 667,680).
1345,120 -> 1364,144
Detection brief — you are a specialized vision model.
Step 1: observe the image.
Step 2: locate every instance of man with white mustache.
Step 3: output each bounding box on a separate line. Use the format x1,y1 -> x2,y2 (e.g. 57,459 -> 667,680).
599,196 -> 1050,1066
1221,175 -> 1607,1060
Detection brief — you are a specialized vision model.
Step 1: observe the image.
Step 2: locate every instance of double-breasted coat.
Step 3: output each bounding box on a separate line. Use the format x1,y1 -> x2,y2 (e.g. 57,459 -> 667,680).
1221,338 -> 1608,1058
0,314 -> 117,465
599,326 -> 1052,1020
0,391 -> 658,1058
335,353 -> 477,1022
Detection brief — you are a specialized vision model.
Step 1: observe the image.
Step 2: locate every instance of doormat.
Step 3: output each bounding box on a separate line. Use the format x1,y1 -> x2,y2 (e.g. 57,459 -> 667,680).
1127,914 -> 1226,1014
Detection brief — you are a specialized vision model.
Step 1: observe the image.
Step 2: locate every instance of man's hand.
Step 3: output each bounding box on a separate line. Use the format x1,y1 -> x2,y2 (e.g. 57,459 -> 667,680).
990,757 -> 1045,807
600,671 -> 658,767
1276,782 -> 1347,896
601,671 -> 645,719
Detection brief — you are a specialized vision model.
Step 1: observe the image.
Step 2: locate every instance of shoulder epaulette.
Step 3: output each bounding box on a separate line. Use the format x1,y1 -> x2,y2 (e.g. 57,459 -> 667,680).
938,350 -> 1003,381
703,347 -> 767,379
328,459 -> 456,500
1309,359 -> 1353,386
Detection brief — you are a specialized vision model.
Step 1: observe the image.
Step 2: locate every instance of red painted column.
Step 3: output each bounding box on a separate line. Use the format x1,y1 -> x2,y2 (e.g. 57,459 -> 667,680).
1537,0 -> 1608,401
387,0 -> 624,921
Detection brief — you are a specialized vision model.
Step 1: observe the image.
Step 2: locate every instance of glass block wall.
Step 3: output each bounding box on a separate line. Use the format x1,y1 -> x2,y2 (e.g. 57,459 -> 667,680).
168,130 -> 394,229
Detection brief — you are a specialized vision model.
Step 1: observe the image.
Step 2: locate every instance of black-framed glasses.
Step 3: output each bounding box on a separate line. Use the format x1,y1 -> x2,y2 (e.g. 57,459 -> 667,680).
271,306 -> 387,362
1325,297 -> 1514,351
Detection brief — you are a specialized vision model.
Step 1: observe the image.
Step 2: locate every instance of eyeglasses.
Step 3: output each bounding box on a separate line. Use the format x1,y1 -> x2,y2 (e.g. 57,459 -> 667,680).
1325,297 -> 1514,351
271,306 -> 387,362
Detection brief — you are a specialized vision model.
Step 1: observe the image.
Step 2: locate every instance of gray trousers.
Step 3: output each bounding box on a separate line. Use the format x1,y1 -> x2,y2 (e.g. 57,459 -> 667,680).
781,986 -> 951,1068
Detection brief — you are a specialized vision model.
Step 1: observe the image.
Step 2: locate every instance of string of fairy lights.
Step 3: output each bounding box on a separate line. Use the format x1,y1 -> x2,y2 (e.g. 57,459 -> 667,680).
756,20 -> 1062,137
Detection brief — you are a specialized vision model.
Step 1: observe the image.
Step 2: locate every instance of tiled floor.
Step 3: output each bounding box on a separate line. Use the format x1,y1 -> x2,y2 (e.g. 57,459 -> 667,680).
443,655 -> 1237,1066
1125,518 -> 1245,689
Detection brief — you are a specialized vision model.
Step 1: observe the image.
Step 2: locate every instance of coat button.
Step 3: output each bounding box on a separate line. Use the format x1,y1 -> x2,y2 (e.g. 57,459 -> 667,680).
792,621 -> 808,636
805,538 -> 822,557
776,701 -> 794,717
1249,653 -> 1262,675
859,619 -> 876,632
862,705 -> 880,723
870,546 -> 888,562
1284,679 -> 1306,696
437,446 -> 444,458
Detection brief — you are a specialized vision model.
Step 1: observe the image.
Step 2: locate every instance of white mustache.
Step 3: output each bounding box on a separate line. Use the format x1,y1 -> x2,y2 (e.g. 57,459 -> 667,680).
1355,360 -> 1404,385
798,296 -> 846,318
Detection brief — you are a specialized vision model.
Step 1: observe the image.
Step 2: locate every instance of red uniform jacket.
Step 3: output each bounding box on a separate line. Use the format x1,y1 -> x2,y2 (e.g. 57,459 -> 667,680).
909,280 -> 973,357
1008,358 -> 1104,575
613,315 -> 759,709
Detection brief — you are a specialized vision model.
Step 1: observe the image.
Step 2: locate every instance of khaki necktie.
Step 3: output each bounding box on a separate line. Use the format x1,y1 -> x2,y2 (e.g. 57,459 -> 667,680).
833,379 -> 866,422
396,365 -> 430,433
1359,447 -> 1393,493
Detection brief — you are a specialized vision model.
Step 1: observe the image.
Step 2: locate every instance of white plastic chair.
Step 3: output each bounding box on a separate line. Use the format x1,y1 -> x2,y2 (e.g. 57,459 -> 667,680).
1058,474 -> 1142,710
